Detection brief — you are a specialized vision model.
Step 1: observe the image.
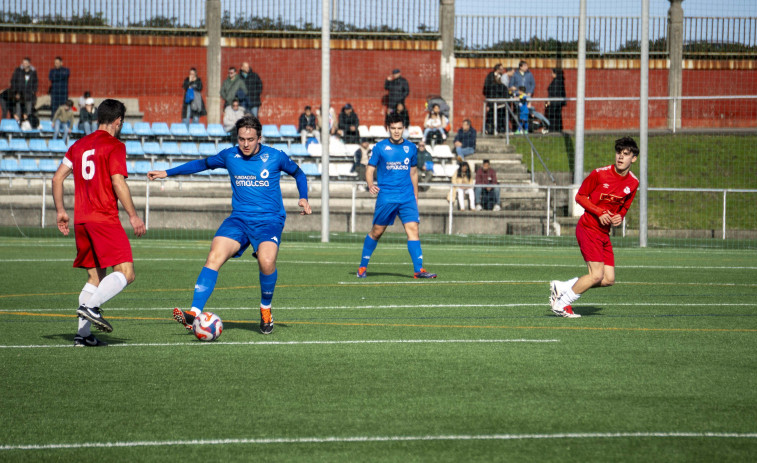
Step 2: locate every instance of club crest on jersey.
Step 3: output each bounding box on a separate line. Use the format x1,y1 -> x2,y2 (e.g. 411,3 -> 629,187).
261,153 -> 269,162
403,146 -> 409,153
260,169 -> 270,179
624,186 -> 631,194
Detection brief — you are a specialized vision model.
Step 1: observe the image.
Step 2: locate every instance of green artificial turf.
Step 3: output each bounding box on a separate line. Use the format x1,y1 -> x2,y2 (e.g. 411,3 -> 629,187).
1,237 -> 756,461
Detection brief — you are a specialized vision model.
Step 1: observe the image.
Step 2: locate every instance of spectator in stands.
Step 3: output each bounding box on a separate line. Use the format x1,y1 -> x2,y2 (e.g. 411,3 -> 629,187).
454,119 -> 477,161
79,97 -> 98,135
511,60 -> 535,97
517,86 -> 530,134
384,68 -> 409,113
77,91 -> 89,109
239,62 -> 263,117
10,57 -> 38,118
337,103 -> 360,144
386,102 -> 410,139
475,159 -> 500,211
417,140 -> 434,192
223,98 -> 246,142
449,162 -> 475,211
49,56 -> 70,118
0,88 -> 9,119
545,68 -> 566,133
182,67 -> 206,125
423,103 -> 448,146
483,63 -> 507,134
53,99 -> 75,144
317,106 -> 338,136
220,66 -> 246,109
9,91 -> 24,121
352,138 -> 372,191
19,113 -> 39,131
298,105 -> 319,145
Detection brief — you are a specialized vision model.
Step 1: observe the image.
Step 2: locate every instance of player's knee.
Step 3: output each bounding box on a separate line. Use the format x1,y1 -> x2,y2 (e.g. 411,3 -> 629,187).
602,277 -> 615,287
589,272 -> 604,285
120,269 -> 136,285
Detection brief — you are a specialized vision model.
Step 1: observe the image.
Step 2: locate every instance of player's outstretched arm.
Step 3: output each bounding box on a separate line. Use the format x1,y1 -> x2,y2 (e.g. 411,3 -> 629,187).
298,198 -> 312,215
112,174 -> 146,237
147,170 -> 168,181
52,163 -> 72,236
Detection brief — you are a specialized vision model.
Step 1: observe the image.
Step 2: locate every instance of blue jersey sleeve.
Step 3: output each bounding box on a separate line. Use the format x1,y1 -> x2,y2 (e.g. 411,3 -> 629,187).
368,147 -> 380,167
165,153 -> 225,176
409,144 -> 418,167
280,153 -> 308,200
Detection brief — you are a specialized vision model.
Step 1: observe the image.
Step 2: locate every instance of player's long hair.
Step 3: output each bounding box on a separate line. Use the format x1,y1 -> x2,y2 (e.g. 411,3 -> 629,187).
457,162 -> 471,181
236,114 -> 262,136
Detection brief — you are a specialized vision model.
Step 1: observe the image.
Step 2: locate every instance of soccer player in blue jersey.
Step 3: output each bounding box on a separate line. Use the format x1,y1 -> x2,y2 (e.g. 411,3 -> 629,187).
357,112 -> 436,279
147,115 -> 311,334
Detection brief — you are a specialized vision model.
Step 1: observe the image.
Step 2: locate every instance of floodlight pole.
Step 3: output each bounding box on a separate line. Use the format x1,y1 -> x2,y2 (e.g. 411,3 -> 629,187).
320,0 -> 331,243
640,0 -> 650,247
573,0 -> 586,186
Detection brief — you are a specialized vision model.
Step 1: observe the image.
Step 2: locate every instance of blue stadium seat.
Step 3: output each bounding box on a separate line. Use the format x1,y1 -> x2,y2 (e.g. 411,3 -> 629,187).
49,139 -> 68,153
126,161 -> 135,175
217,142 -> 233,151
261,124 -> 281,139
210,168 -> 228,176
279,124 -> 299,139
207,124 -> 228,138
39,159 -> 59,173
19,159 -> 39,172
125,140 -> 145,156
161,141 -> 181,156
142,141 -> 163,156
272,143 -> 290,155
199,142 -> 217,156
70,123 -> 84,135
180,142 -> 200,156
0,159 -> 19,172
0,139 -> 10,151
0,119 -> 21,134
289,144 -> 308,157
134,122 -> 153,137
9,139 -> 29,152
151,122 -> 171,137
133,161 -> 152,175
39,120 -> 54,134
299,163 -> 320,177
153,161 -> 170,171
120,121 -> 134,136
29,139 -> 50,153
170,123 -> 190,138
188,123 -> 208,138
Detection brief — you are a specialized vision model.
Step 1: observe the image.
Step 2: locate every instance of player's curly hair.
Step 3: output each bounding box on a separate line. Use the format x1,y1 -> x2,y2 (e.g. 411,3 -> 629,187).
385,112 -> 405,128
236,114 -> 263,136
614,136 -> 640,157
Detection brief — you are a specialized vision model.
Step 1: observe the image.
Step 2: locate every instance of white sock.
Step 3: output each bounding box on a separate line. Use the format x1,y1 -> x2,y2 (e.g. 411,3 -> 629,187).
563,277 -> 579,293
85,272 -> 128,309
189,307 -> 202,317
556,288 -> 581,311
77,283 -> 98,337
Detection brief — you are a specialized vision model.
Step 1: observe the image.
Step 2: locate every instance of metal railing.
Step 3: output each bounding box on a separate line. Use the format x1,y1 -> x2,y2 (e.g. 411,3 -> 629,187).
9,175 -> 754,241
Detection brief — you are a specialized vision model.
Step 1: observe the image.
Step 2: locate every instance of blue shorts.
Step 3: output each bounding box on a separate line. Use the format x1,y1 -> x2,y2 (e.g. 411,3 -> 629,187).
372,198 -> 420,226
215,216 -> 284,258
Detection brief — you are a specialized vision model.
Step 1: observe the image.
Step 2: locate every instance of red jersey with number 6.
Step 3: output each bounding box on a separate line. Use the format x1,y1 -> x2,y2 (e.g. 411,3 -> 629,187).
62,130 -> 128,225
577,164 -> 639,234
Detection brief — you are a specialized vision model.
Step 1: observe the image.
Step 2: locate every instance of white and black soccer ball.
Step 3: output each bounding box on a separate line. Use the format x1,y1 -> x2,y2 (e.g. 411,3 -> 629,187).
192,312 -> 223,342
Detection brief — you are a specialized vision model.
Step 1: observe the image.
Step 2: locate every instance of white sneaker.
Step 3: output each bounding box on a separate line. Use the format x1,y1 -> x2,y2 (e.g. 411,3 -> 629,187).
493,204 -> 501,211
475,205 -> 482,211
562,305 -> 581,318
549,280 -> 561,308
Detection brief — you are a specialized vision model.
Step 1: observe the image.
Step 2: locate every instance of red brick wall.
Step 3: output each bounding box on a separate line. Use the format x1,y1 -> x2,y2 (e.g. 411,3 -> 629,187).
2,38 -> 755,130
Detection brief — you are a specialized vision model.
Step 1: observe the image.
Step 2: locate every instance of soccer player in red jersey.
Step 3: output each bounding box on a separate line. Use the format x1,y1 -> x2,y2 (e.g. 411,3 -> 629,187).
52,99 -> 146,346
549,136 -> 640,318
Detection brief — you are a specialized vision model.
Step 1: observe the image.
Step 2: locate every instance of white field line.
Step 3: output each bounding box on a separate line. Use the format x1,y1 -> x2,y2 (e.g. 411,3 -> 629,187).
0,339 -> 559,349
2,257 -> 757,270
337,279 -> 757,287
3,302 -> 757,313
2,432 -> 756,451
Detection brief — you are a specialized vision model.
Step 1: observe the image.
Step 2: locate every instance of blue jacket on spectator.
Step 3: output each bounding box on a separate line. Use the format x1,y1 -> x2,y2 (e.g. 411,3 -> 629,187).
454,126 -> 477,149
511,70 -> 535,96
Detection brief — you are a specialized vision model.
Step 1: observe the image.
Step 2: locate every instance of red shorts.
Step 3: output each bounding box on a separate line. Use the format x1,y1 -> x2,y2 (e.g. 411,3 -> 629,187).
575,224 -> 615,266
73,222 -> 133,269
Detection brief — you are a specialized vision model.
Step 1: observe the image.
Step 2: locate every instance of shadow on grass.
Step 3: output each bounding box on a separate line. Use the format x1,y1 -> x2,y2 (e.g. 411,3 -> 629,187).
573,306 -> 602,317
349,271 -> 415,279
42,333 -> 128,345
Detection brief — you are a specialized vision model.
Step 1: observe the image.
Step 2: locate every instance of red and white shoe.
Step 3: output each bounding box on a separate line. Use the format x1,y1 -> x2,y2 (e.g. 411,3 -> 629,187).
561,305 -> 581,318
173,308 -> 195,331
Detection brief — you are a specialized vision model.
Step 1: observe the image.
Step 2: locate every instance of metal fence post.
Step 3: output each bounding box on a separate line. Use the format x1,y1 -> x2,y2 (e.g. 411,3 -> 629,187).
722,189 -> 727,240
448,185 -> 454,235
145,177 -> 150,230
41,178 -> 46,228
351,183 -> 357,233
546,186 -> 551,236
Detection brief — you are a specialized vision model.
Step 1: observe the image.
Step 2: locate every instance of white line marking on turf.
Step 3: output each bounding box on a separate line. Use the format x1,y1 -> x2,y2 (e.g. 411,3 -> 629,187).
0,339 -> 558,349
2,432 -> 756,450
338,279 -> 757,287
3,302 -> 756,313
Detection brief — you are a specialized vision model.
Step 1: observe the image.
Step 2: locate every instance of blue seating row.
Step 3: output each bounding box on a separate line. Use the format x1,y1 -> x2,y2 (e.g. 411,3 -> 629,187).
0,158 -> 231,177
1,119 -> 304,142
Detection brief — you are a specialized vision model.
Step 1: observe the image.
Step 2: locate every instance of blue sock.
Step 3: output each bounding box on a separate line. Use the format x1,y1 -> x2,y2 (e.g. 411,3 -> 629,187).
191,266 -> 218,312
260,269 -> 277,307
360,235 -> 378,268
407,240 -> 423,273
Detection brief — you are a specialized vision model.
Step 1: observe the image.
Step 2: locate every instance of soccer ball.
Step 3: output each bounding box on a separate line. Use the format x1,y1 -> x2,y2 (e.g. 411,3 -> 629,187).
192,312 -> 223,342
